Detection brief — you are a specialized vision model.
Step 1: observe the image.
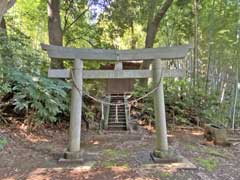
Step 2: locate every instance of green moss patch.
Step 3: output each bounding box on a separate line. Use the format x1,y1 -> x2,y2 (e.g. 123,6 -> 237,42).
101,160 -> 130,169
194,157 -> 218,172
0,138 -> 7,151
102,148 -> 130,159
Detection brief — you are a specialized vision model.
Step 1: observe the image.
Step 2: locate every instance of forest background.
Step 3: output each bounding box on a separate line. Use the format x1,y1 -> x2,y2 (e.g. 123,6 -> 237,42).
0,0 -> 240,129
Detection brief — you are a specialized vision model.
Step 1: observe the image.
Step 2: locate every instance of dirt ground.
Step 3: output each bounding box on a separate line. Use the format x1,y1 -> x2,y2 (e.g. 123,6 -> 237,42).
0,121 -> 240,180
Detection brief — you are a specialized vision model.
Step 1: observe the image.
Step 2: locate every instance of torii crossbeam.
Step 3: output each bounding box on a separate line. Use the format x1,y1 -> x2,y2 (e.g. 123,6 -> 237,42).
41,43 -> 192,160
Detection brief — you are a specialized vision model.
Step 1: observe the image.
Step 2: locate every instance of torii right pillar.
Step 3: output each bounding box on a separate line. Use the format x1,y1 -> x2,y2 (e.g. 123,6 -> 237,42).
152,59 -> 170,159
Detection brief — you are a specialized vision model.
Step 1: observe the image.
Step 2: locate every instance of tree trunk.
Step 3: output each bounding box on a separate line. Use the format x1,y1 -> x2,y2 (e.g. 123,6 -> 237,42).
0,17 -> 7,79
193,0 -> 199,86
0,0 -> 16,23
0,17 -> 7,30
48,0 -> 63,68
0,16 -> 7,51
205,0 -> 216,92
130,20 -> 136,49
0,17 -> 7,50
140,0 -> 174,85
144,0 -> 174,50
142,0 -> 173,69
232,69 -> 238,130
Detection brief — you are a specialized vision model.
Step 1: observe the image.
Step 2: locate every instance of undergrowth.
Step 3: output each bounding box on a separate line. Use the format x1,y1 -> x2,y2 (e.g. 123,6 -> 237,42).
0,30 -> 102,126
132,78 -> 231,127
195,157 -> 219,172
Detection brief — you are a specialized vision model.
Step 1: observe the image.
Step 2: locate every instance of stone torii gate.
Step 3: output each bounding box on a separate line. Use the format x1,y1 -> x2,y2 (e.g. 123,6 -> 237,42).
41,44 -> 192,160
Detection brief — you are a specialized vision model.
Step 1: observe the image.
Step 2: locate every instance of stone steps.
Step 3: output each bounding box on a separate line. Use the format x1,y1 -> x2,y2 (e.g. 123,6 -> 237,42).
107,94 -> 127,131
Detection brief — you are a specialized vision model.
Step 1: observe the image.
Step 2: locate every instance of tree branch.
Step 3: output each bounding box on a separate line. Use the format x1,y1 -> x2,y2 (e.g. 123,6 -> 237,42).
63,7 -> 89,33
62,0 -> 74,34
153,0 -> 174,26
145,0 -> 174,48
0,0 -> 16,22
6,0 -> 16,10
65,36 -> 97,48
141,0 -> 174,78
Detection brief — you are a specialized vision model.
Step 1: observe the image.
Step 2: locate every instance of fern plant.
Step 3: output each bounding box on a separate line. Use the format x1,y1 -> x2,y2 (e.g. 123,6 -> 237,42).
0,29 -> 71,123
1,66 -> 71,123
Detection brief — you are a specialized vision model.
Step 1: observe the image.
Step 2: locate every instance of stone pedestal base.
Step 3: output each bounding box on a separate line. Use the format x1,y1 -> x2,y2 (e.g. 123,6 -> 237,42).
64,151 -> 82,159
58,151 -> 83,163
150,150 -> 180,163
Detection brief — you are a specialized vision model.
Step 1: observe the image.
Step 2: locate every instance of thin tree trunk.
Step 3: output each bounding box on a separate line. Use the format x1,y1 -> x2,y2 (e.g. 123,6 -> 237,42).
0,16 -> 7,79
0,17 -> 7,30
205,0 -> 216,92
0,16 -> 8,53
48,0 -> 63,68
193,0 -> 199,86
220,81 -> 227,103
0,16 -> 7,38
130,20 -> 136,49
232,69 -> 238,130
232,1 -> 240,128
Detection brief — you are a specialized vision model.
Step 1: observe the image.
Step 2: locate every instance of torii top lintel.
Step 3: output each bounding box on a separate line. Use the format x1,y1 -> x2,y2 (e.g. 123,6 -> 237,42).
41,43 -> 192,61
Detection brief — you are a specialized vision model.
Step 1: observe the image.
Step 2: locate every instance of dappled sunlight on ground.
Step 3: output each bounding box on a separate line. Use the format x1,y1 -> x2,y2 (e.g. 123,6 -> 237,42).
27,168 -> 51,180
191,130 -> 204,136
89,140 -> 100,145
24,133 -> 50,143
173,126 -> 204,137
18,124 -> 50,143
2,178 -> 16,180
111,166 -> 129,173
21,166 -> 139,180
1,122 -> 240,179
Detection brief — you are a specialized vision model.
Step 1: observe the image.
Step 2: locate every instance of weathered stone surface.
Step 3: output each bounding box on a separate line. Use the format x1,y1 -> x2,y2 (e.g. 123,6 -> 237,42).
204,124 -> 231,146
64,151 -> 82,160
151,150 -> 180,163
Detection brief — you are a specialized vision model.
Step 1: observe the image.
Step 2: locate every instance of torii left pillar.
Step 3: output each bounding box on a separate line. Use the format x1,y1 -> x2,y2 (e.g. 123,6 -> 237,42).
65,59 -> 83,159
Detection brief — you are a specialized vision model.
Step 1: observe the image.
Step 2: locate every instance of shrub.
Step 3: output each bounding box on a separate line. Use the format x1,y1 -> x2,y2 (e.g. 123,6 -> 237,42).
0,66 -> 71,123
0,29 -> 71,124
131,78 -> 230,126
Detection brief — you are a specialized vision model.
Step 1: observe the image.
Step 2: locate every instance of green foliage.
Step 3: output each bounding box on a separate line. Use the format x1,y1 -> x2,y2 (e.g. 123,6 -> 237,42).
0,29 -> 70,123
195,157 -> 219,172
132,78 -> 230,126
0,138 -> 7,151
168,78 -> 234,125
1,66 -> 71,123
1,0 -> 239,127
6,0 -> 48,47
0,28 -> 49,74
131,82 -> 154,119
